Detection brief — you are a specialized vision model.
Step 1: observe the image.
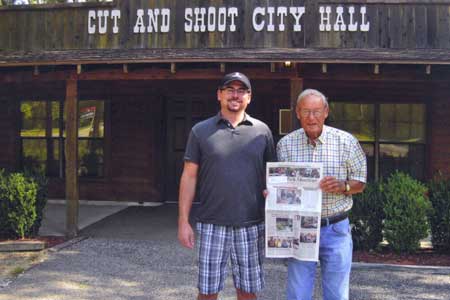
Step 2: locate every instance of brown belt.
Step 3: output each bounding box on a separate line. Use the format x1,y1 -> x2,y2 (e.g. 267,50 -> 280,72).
320,212 -> 349,227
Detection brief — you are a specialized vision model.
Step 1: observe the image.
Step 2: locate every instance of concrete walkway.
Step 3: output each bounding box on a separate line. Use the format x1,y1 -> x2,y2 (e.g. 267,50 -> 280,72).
1,204 -> 449,300
38,200 -> 162,236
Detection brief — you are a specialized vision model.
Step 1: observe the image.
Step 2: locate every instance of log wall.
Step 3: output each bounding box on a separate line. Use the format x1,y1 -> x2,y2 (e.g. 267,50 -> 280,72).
1,0 -> 450,52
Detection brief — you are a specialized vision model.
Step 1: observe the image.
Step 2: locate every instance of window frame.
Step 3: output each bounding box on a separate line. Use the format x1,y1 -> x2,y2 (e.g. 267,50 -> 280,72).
19,98 -> 108,179
327,101 -> 428,181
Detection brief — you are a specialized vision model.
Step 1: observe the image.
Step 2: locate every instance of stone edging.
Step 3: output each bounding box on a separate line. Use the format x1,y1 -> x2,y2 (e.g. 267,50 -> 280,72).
0,240 -> 45,252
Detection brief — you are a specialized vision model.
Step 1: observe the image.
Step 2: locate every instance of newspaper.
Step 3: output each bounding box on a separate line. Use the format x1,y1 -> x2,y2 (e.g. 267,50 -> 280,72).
265,162 -> 323,261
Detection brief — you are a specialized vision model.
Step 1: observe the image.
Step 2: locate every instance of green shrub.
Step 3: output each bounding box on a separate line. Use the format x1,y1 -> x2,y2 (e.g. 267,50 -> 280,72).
24,169 -> 48,237
383,171 -> 430,253
350,181 -> 385,251
428,173 -> 450,251
0,169 -> 40,239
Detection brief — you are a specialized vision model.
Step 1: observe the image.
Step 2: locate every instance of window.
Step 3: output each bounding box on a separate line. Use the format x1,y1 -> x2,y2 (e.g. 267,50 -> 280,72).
327,103 -> 426,181
20,100 -> 62,176
78,100 -> 105,177
20,100 -> 105,178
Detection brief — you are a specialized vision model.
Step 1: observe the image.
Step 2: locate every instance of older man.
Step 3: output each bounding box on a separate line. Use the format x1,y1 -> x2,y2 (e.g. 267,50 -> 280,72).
277,89 -> 367,300
178,72 -> 275,300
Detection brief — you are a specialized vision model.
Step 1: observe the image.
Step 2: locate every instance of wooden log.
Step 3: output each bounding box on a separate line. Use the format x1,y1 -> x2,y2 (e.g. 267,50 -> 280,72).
290,79 -> 303,131
65,79 -> 79,238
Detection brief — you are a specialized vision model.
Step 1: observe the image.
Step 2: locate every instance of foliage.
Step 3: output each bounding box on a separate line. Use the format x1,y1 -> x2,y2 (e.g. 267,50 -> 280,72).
0,169 -> 47,239
427,173 -> 450,251
0,170 -> 38,239
24,169 -> 48,237
383,171 -> 430,253
350,181 -> 385,251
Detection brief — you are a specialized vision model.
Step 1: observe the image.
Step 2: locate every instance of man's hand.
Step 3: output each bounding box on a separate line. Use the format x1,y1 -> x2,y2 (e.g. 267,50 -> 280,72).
178,220 -> 195,249
263,189 -> 269,198
319,176 -> 345,194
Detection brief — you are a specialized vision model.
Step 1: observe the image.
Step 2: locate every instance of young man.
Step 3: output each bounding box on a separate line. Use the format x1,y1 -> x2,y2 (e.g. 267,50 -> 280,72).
178,72 -> 275,300
277,89 -> 367,300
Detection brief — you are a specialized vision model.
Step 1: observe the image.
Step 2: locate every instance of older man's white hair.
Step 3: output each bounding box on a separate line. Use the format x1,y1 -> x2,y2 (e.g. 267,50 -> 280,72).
296,89 -> 329,109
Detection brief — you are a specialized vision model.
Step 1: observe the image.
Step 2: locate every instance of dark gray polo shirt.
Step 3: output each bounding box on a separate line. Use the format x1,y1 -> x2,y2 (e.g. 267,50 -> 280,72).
184,113 -> 275,226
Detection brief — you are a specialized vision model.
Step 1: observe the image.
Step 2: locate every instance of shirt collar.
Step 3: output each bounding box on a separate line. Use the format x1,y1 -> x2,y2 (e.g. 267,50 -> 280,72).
215,112 -> 253,126
303,125 -> 328,145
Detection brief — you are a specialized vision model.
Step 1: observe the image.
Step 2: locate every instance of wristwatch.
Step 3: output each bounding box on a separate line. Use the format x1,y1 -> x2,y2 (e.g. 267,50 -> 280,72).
344,181 -> 351,193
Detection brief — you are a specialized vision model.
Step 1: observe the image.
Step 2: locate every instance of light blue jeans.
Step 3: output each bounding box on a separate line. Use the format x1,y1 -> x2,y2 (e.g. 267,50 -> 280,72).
286,218 -> 352,300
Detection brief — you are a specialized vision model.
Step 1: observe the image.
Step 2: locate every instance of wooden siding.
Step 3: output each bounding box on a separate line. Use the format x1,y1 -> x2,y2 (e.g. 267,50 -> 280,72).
0,93 -> 19,171
1,1 -> 450,65
429,82 -> 450,177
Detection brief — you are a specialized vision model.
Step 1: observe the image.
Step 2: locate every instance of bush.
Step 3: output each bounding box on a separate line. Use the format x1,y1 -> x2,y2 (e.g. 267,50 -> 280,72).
383,171 -> 430,253
0,169 -> 45,239
428,173 -> 450,251
24,169 -> 48,237
350,181 -> 385,251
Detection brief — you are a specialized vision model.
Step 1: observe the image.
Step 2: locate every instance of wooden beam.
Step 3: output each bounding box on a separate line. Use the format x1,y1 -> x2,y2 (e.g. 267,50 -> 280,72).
76,67 -> 298,80
64,79 -> 79,238
298,63 -> 450,82
0,67 -> 299,83
220,63 -> 226,73
170,62 -> 176,74
322,63 -> 328,74
77,64 -> 82,75
123,63 -> 128,74
290,79 -> 303,131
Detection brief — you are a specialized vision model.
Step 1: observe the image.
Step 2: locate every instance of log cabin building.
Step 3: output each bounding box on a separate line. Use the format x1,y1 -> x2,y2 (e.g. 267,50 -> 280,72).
1,0 -> 450,236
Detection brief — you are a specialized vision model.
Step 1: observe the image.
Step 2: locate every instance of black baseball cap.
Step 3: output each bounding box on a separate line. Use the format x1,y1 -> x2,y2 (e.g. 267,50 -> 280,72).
219,72 -> 251,90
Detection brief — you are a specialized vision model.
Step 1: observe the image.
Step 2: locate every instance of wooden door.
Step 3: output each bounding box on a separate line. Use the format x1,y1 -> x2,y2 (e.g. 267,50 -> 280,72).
165,95 -> 217,202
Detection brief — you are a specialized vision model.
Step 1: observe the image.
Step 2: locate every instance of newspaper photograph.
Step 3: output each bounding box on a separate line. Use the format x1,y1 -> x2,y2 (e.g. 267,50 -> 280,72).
265,162 -> 323,261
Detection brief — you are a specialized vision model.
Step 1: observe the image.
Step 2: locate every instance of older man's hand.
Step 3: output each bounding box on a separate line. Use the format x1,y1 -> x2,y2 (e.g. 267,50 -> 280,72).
319,176 -> 345,194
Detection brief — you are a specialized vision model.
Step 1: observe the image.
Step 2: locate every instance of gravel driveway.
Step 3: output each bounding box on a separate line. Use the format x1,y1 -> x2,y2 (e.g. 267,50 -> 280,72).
1,206 -> 449,300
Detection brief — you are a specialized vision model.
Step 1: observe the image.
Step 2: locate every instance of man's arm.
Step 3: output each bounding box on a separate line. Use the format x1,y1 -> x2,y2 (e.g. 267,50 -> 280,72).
319,136 -> 367,195
178,161 -> 199,249
346,180 -> 365,195
320,177 -> 365,195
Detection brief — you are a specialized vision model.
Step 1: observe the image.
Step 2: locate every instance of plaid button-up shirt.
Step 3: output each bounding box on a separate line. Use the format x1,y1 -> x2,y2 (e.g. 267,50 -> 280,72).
277,125 -> 367,218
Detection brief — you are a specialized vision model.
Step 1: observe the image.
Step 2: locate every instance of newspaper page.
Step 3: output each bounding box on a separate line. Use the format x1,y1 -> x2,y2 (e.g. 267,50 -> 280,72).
265,162 -> 323,262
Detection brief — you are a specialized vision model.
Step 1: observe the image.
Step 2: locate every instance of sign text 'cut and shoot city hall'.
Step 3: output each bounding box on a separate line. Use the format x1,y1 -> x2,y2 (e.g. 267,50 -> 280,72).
87,5 -> 371,35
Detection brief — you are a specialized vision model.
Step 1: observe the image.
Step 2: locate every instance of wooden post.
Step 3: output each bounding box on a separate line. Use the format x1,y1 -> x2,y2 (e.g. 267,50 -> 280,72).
65,79 -> 79,238
290,79 -> 303,131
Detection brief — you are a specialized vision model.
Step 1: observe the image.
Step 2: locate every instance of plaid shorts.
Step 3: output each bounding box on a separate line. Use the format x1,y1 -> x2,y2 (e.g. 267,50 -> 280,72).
196,222 -> 265,295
